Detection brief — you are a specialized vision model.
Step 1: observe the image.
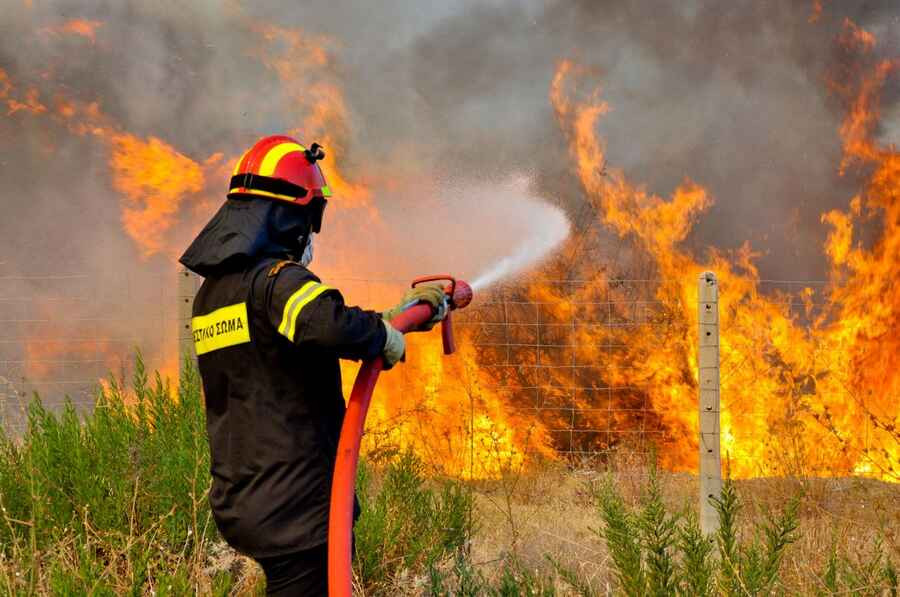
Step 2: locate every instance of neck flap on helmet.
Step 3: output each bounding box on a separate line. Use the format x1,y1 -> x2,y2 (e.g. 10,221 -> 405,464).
178,196 -> 315,278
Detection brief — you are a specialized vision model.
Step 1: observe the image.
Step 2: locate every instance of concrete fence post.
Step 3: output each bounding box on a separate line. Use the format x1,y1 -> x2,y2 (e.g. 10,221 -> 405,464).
178,268 -> 198,379
698,271 -> 722,535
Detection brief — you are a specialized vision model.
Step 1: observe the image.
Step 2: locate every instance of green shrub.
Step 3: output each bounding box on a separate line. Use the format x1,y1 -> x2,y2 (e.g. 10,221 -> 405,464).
597,478 -> 645,596
595,463 -> 801,596
817,536 -> 899,596
0,354 -> 478,595
677,510 -> 714,596
3,355 -> 898,596
713,477 -> 800,596
427,553 -> 557,596
353,451 -> 476,593
0,353 -> 217,595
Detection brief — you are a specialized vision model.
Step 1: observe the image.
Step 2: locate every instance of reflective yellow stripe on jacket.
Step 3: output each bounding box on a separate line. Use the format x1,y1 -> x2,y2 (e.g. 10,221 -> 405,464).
278,281 -> 333,342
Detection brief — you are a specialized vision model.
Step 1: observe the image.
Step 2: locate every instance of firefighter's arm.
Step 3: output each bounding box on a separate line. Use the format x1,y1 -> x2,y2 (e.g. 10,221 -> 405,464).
292,292 -> 387,360
268,267 -> 387,361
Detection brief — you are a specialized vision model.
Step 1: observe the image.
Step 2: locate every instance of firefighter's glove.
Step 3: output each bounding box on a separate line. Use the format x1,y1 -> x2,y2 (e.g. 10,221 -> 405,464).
381,320 -> 406,370
381,284 -> 448,332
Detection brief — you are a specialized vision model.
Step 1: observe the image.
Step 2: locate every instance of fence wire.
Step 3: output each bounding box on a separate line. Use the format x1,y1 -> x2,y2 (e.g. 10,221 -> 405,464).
0,271 -> 178,434
2,270 -> 897,483
454,280 -> 673,461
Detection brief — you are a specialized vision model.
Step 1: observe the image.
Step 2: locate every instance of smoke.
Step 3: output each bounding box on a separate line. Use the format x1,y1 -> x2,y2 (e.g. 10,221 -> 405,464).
0,1 -> 897,345
2,1 -> 898,275
379,0 -> 897,281
466,177 -> 570,290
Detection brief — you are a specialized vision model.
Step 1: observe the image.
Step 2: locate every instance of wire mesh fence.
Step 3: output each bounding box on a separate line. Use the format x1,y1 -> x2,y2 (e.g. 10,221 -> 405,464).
0,271 -> 179,434
714,278 -> 899,481
2,268 -> 897,485
322,276 -> 687,479
454,279 -> 674,461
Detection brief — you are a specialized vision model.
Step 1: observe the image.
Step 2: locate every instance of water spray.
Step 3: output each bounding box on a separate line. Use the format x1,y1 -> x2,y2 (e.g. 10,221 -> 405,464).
471,242 -> 553,291
470,207 -> 571,291
328,275 -> 473,597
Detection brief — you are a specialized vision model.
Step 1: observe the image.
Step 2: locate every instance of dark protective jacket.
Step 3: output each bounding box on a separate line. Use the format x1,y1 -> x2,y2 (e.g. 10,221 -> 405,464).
180,197 -> 386,557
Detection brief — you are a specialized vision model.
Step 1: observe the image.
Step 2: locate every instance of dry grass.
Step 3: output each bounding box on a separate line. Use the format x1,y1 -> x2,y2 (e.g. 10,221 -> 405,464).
2,357 -> 896,595
3,455 -> 896,595
458,460 -> 899,595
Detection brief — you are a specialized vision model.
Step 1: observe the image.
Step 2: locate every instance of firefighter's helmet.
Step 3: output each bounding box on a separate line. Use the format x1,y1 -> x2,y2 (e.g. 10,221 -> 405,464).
228,135 -> 331,232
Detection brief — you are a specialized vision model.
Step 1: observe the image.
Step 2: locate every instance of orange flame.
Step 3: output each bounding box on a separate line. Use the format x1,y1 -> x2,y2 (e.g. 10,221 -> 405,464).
340,328 -> 555,478
546,17 -> 899,479
809,1 -> 824,23
40,19 -> 104,44
0,68 -> 47,117
110,134 -> 205,258
252,24 -> 373,209
6,14 -> 897,482
839,17 -> 876,53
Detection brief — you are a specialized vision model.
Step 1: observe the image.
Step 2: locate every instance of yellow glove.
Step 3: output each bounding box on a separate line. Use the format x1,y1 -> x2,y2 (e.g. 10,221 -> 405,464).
381,320 -> 406,370
381,284 -> 448,331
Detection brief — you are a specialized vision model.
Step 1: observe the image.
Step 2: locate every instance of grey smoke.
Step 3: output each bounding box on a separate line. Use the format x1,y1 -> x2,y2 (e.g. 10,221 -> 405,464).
0,0 -> 898,279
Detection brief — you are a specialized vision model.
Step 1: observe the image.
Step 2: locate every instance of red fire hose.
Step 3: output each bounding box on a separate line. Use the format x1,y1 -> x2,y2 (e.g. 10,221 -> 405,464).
328,276 -> 473,597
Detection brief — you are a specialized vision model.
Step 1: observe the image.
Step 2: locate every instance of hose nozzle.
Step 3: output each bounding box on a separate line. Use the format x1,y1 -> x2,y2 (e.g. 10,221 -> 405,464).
411,275 -> 473,354
450,279 -> 473,310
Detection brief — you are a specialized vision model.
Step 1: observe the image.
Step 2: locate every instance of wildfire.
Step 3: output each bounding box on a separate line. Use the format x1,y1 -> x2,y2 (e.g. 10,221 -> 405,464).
4,10 -> 897,483
110,134 -> 205,258
545,17 -> 899,479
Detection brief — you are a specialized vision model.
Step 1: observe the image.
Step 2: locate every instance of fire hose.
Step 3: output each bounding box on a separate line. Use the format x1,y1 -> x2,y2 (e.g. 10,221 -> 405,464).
328,275 -> 473,597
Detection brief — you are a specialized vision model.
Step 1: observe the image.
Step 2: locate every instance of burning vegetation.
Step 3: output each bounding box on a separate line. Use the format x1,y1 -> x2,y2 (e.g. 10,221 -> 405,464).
0,3 -> 898,484
356,17 -> 900,481
532,19 -> 900,479
2,3 -> 900,595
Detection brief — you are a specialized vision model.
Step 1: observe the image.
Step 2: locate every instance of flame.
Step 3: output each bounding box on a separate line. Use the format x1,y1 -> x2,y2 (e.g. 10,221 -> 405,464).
4,22 -> 374,257
809,1 -> 824,24
22,92 -> 220,260
5,13 -> 898,482
0,68 -> 47,117
7,87 -> 47,116
545,18 -> 899,479
24,338 -> 120,380
341,329 -> 555,478
40,19 -> 104,44
252,24 -> 373,208
0,69 -> 10,99
839,17 -> 876,53
110,134 -> 205,258
19,296 -> 179,403
814,32 -> 900,479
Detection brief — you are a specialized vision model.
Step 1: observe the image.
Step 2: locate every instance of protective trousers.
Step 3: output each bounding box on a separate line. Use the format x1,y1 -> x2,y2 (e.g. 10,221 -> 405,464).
257,543 -> 328,596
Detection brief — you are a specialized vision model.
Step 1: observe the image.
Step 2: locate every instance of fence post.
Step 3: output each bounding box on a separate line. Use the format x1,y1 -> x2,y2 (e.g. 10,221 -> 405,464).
698,271 -> 722,535
178,269 -> 197,379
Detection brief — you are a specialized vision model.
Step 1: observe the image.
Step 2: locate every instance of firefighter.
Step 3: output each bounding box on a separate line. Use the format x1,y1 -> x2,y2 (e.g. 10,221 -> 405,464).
179,135 -> 446,595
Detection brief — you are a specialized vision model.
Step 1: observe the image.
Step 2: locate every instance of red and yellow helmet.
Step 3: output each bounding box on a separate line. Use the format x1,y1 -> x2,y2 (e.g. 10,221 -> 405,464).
228,135 -> 332,230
